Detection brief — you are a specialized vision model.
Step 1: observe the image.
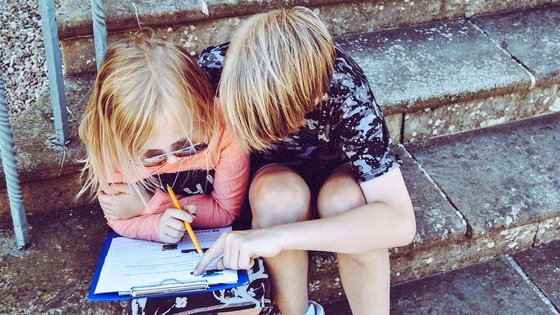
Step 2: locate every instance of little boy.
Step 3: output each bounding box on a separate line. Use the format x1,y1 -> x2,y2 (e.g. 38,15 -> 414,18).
196,7 -> 416,315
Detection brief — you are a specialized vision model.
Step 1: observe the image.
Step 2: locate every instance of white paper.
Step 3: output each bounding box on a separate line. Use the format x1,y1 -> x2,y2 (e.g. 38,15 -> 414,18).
94,227 -> 237,294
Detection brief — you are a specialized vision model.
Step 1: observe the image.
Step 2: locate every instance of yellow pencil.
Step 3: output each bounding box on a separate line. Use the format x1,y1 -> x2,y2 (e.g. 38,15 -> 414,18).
166,184 -> 203,256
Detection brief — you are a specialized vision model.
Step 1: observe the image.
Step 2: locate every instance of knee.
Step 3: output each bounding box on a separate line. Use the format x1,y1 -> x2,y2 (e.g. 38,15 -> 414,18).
317,177 -> 366,218
249,170 -> 311,228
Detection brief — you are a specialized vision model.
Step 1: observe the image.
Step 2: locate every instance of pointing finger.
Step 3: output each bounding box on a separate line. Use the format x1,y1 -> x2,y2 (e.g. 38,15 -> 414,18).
193,233 -> 227,275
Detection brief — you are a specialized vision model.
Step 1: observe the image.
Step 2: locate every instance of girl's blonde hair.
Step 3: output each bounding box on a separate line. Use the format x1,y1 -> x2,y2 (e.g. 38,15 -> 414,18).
219,6 -> 336,152
78,37 -> 219,198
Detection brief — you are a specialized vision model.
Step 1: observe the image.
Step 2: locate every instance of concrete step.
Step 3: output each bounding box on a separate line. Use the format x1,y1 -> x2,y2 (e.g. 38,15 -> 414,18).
1,9 -> 560,306
1,112 -> 558,313
338,4 -> 560,142
4,6 -> 560,221
57,0 -> 560,76
2,4 -> 559,312
0,74 -> 93,219
3,5 -> 558,221
311,111 -> 560,302
326,240 -> 560,314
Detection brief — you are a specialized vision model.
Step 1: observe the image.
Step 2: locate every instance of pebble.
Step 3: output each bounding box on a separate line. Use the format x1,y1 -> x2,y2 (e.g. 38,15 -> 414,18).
0,1 -> 49,120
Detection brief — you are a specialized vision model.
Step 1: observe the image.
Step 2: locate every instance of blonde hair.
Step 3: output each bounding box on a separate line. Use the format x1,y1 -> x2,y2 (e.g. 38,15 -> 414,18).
78,37 -> 219,199
219,6 -> 335,151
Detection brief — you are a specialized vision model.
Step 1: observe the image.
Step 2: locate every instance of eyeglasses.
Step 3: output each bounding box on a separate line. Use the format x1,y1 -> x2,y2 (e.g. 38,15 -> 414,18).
141,136 -> 208,167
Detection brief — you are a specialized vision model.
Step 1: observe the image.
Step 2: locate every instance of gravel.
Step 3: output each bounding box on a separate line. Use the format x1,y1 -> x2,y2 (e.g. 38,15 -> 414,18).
1,0 -> 50,120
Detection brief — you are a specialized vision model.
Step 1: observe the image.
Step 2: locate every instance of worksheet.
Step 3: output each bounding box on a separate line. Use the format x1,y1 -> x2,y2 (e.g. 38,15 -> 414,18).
94,227 -> 237,294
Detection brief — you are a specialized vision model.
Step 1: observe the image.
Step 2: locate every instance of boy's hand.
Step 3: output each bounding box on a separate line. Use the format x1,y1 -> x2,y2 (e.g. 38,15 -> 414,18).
193,229 -> 282,275
158,206 -> 197,244
98,183 -> 152,220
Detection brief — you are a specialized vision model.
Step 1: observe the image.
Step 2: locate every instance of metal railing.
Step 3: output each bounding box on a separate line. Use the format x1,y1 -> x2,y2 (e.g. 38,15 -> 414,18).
3,0 -> 107,251
39,0 -> 70,146
0,73 -> 29,250
91,0 -> 108,70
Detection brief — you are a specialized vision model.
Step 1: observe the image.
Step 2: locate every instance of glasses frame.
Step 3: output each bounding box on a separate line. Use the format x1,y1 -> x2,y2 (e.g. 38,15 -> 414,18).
141,134 -> 209,167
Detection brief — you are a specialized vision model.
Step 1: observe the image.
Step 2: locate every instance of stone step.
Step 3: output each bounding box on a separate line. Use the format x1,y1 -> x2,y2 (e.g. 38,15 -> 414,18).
1,112 -> 558,313
2,5 -> 559,221
338,4 -> 560,142
1,3 -> 558,312
328,240 -> 560,314
57,0 -> 560,76
310,111 -> 560,302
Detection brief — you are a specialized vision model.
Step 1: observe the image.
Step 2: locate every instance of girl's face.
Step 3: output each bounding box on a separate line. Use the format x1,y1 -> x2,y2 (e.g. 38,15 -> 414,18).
140,110 -> 206,168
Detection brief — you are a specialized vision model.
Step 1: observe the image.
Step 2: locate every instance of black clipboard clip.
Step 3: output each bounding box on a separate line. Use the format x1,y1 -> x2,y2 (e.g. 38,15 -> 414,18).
128,278 -> 209,297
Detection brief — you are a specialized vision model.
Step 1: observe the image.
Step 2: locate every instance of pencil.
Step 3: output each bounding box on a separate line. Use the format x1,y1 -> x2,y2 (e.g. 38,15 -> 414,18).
166,184 -> 203,256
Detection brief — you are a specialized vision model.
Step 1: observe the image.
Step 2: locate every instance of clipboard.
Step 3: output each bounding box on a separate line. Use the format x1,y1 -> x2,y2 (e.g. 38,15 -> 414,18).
89,231 -> 249,301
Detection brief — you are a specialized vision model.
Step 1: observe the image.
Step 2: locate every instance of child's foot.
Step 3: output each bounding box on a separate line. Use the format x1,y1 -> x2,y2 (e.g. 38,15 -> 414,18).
305,300 -> 325,315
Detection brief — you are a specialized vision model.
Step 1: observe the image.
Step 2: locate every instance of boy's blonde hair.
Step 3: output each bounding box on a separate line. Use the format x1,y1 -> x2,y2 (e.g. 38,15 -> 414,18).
219,6 -> 335,151
78,37 -> 219,198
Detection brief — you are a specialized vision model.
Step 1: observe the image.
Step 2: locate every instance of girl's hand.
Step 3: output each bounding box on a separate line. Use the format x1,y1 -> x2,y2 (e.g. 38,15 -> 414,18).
193,228 -> 283,274
98,183 -> 152,220
158,206 -> 197,244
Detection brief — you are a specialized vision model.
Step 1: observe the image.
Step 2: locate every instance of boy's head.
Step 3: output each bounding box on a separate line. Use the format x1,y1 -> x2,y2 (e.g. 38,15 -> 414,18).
79,37 -> 218,196
220,6 -> 336,151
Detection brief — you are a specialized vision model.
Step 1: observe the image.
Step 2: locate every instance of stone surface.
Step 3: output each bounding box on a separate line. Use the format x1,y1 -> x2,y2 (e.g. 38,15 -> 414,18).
0,75 -> 94,221
406,112 -> 560,238
385,113 -> 402,144
56,0 -> 560,39
58,0 -> 442,76
535,216 -> 560,246
323,298 -> 351,314
308,144 -> 468,296
443,0 -> 560,19
396,146 -> 467,250
308,251 -> 345,303
0,75 -> 93,185
336,19 -> 530,115
0,0 -> 49,119
390,223 -> 538,283
0,204 -> 125,314
58,1 -> 560,76
59,0 -> 443,76
513,240 -> 560,309
0,173 -> 88,222
472,4 -> 560,86
403,84 -> 560,141
56,0 -> 346,38
390,257 -> 557,314
60,17 -> 246,76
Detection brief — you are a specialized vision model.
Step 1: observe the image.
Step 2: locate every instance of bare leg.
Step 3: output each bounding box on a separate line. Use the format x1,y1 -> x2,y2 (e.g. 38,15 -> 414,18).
317,166 -> 390,315
249,166 -> 311,315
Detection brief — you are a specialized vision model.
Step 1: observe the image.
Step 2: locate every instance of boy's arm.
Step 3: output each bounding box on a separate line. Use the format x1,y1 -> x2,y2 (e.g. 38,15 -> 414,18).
195,168 -> 415,272
274,167 -> 415,252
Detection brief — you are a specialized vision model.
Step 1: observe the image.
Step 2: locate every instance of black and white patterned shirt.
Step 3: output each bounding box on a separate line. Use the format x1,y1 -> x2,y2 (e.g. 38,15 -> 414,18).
198,43 -> 399,184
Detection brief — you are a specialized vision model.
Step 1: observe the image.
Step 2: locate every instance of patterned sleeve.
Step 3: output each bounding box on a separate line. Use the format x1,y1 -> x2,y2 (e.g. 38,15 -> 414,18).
333,50 -> 400,183
197,43 -> 228,94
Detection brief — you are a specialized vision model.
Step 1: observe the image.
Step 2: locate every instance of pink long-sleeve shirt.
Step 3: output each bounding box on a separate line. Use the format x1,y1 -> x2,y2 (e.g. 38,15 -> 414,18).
106,125 -> 249,242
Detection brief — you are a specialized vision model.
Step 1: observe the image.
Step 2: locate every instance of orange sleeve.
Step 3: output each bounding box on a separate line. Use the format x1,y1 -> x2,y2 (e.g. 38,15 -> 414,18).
179,128 -> 249,228
106,189 -> 169,241
107,129 -> 249,241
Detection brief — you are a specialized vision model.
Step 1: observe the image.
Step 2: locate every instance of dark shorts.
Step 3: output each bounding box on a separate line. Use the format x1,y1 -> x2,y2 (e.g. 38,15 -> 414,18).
251,161 -> 353,198
128,258 -> 274,315
249,162 -> 353,221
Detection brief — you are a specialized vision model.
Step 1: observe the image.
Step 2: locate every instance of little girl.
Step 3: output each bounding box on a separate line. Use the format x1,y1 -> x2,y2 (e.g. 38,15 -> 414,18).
79,38 -> 271,314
